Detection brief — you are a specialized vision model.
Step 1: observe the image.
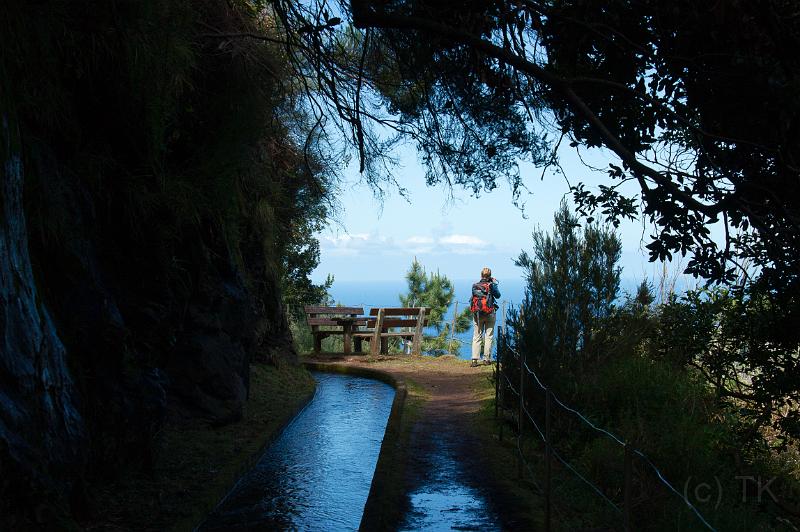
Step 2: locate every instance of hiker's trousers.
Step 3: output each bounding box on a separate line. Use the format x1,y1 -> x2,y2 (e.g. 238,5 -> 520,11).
471,311 -> 496,360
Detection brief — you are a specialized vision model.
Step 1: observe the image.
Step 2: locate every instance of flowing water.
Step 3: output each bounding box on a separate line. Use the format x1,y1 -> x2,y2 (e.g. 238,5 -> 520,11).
199,372 -> 395,531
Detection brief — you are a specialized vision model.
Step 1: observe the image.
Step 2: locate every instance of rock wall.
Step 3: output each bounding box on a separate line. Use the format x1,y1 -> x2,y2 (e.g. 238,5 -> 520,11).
0,2 -> 309,525
1,113 -> 85,525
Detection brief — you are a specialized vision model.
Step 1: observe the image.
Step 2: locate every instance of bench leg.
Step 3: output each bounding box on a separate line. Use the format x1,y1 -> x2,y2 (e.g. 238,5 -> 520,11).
354,337 -> 363,353
380,336 -> 388,354
412,308 -> 427,355
313,334 -> 322,353
370,336 -> 380,357
371,308 -> 385,357
343,326 -> 352,355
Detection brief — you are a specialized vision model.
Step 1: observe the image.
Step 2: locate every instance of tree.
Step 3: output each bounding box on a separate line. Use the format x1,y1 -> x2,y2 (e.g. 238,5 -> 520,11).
514,201 -> 622,379
346,0 -> 800,290
212,0 -> 800,439
400,259 -> 472,354
242,0 -> 798,292
279,209 -> 335,319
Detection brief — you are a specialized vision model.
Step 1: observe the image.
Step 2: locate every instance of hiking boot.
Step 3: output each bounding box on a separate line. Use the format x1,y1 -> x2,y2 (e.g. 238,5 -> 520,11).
482,358 -> 492,365
470,360 -> 479,367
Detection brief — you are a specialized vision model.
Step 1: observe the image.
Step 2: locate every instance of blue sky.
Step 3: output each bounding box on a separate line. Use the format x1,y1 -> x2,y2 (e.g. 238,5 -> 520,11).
312,141 -> 707,291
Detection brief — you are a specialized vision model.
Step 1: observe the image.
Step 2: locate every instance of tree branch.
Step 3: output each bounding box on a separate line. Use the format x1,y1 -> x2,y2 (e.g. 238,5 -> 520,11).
350,6 -> 730,218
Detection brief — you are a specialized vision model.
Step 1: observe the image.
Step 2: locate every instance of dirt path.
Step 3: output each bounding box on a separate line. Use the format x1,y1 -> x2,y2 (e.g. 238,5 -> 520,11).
306,354 -> 526,530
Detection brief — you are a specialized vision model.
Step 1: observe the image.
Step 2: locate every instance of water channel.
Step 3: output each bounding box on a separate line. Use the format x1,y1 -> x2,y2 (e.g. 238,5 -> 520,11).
199,372 -> 395,531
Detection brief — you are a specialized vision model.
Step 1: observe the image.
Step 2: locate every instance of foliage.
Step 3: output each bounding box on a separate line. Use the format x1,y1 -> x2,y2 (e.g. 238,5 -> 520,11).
282,235 -> 334,320
257,0 -> 799,293
400,259 -> 471,354
503,207 -> 798,525
513,201 -> 621,380
656,286 -> 800,445
344,0 -> 800,290
202,2 -> 800,446
506,280 -> 799,528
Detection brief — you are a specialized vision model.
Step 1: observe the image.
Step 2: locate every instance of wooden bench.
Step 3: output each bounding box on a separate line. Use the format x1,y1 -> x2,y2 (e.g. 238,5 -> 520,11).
352,307 -> 428,356
304,306 -> 367,355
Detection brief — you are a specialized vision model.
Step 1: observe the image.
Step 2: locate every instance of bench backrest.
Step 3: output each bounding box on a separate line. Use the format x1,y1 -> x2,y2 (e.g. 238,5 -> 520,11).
304,306 -> 365,327
366,307 -> 428,328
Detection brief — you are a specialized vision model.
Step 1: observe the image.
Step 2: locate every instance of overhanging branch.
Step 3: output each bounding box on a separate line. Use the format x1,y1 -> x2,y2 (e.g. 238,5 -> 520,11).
350,5 -> 731,219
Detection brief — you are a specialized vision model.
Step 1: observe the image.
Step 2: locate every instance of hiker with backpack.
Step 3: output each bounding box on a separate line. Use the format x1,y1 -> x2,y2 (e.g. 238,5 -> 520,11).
470,267 -> 501,367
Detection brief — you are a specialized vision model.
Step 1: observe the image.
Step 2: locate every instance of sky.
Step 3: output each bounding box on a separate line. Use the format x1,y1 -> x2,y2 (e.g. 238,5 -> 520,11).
311,140 -> 708,291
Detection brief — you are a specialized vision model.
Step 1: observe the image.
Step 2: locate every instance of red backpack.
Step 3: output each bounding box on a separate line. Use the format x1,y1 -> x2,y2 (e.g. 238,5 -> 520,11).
470,281 -> 495,314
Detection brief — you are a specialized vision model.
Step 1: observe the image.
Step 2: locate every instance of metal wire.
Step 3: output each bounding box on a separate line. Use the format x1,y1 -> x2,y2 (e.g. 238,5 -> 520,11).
498,340 -> 717,531
517,436 -> 544,493
521,401 -> 546,442
550,446 -> 623,514
633,450 -> 716,531
502,372 -> 520,397
520,357 -> 547,390
549,394 -> 627,447
518,398 -> 621,514
513,348 -> 625,446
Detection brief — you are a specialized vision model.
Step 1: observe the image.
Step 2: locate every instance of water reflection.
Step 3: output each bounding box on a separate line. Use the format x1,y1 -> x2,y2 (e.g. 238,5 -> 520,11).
399,423 -> 502,531
199,372 -> 395,531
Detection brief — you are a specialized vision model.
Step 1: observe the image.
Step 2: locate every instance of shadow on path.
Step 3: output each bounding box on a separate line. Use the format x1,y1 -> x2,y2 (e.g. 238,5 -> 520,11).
399,401 -> 502,531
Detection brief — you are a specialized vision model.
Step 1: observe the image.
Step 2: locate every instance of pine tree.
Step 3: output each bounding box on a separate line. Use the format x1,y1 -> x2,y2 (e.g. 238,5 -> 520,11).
400,259 -> 472,354
514,201 -> 622,377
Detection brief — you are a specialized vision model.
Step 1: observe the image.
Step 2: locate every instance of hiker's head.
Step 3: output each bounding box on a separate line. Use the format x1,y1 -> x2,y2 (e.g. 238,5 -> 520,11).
481,267 -> 492,280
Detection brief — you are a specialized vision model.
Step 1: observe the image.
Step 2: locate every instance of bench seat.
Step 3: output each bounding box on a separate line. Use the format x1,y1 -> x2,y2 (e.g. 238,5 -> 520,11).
303,305 -> 428,356
304,306 -> 365,354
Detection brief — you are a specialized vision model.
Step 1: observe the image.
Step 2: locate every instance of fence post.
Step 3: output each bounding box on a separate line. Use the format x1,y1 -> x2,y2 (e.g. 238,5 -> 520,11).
517,347 -> 525,480
624,443 -> 632,531
498,330 -> 504,442
545,388 -> 552,532
449,301 -> 459,354
495,326 -> 501,420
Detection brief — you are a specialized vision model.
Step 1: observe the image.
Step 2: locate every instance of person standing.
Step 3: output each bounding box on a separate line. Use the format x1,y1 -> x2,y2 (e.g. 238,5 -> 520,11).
470,267 -> 501,367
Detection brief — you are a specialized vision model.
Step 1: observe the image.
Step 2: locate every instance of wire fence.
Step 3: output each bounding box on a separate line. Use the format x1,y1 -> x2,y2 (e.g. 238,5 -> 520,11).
495,325 -> 717,532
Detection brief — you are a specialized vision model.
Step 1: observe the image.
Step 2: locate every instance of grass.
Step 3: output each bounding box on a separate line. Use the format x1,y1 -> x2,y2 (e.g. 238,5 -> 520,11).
470,369 -> 630,530
83,362 -> 315,531
471,371 -> 800,531
470,374 -> 551,529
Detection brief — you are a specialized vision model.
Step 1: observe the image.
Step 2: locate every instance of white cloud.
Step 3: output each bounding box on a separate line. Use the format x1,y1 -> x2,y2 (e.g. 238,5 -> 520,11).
319,231 -> 496,259
401,236 -> 435,254
321,232 -> 394,256
439,234 -> 486,246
